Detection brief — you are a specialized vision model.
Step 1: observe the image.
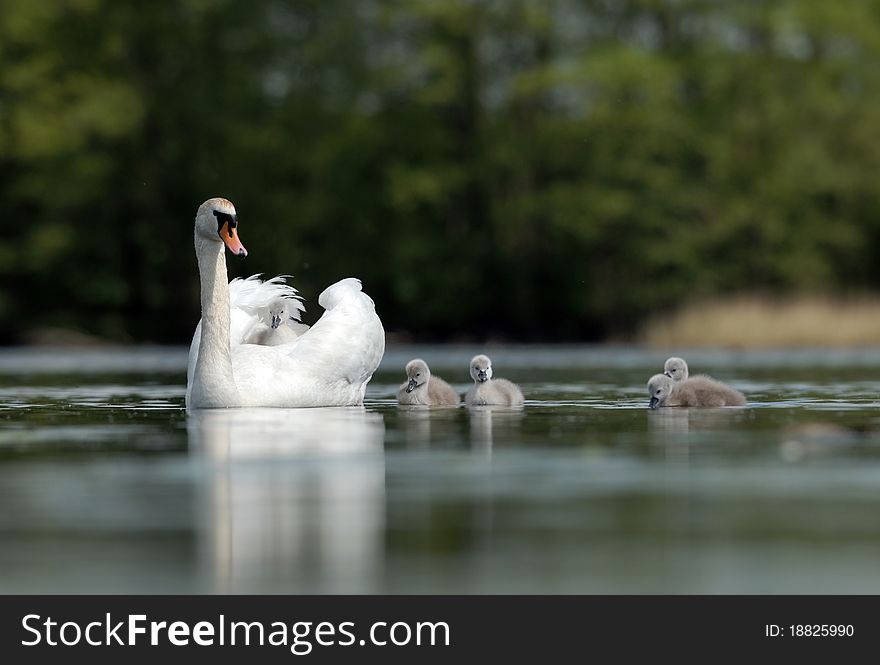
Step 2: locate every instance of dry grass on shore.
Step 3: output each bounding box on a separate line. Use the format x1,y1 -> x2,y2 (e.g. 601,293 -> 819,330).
640,295 -> 880,348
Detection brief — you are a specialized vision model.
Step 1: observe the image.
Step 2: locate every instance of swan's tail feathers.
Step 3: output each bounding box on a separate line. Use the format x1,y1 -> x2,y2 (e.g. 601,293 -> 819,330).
318,277 -> 373,311
229,274 -> 306,321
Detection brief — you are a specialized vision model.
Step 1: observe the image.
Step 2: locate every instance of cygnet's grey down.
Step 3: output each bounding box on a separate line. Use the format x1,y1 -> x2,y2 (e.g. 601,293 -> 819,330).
663,356 -> 689,382
465,354 -> 524,407
243,297 -> 310,346
397,358 -> 459,406
647,373 -> 746,409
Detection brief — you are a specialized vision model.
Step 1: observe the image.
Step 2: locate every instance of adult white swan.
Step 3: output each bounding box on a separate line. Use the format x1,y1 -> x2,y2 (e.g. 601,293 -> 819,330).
185,197 -> 385,408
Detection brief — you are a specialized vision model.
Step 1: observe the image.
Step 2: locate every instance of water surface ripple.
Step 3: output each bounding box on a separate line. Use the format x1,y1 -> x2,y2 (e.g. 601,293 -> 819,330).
1,345 -> 879,593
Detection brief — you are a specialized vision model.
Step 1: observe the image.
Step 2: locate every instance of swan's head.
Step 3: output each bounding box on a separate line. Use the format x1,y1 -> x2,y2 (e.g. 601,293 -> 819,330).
663,357 -> 688,382
404,358 -> 431,393
470,354 -> 493,383
195,197 -> 247,257
648,373 -> 674,409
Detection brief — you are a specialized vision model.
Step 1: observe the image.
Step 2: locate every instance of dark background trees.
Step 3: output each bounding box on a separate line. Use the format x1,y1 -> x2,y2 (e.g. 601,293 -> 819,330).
2,0 -> 880,343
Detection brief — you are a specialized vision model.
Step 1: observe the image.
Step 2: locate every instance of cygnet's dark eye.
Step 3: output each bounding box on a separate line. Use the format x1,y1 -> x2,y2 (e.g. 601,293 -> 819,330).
416,373 -> 421,377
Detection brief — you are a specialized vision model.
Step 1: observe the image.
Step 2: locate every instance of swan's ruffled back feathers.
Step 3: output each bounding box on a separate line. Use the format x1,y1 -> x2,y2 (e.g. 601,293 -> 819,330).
227,274 -> 308,349
229,274 -> 305,321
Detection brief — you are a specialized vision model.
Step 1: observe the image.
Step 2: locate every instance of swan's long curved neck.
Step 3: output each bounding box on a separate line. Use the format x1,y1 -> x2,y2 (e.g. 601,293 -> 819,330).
191,235 -> 241,407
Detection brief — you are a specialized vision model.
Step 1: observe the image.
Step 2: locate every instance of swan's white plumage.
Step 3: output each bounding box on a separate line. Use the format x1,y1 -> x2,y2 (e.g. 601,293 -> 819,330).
187,275 -> 384,407
186,199 -> 384,408
231,274 -> 304,325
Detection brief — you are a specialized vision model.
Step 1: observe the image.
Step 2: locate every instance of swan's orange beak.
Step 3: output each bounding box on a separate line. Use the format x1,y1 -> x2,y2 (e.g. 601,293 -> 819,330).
220,221 -> 247,257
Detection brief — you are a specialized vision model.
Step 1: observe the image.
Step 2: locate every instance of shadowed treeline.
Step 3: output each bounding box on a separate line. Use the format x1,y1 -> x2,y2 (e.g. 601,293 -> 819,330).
3,0 -> 880,344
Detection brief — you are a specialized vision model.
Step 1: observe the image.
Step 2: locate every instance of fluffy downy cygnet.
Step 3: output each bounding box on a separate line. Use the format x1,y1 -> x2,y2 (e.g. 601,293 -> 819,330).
647,373 -> 746,409
397,358 -> 459,406
243,297 -> 310,346
663,357 -> 689,382
465,354 -> 524,407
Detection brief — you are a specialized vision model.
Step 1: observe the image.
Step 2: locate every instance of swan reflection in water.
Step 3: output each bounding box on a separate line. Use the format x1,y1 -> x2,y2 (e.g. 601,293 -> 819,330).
187,407 -> 385,593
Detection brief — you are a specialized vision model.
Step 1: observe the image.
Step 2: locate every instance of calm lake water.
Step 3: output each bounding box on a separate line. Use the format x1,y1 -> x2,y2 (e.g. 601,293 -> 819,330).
1,345 -> 880,594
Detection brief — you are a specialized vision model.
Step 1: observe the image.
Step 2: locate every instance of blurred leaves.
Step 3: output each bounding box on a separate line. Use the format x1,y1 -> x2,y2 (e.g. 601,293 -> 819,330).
2,0 -> 880,342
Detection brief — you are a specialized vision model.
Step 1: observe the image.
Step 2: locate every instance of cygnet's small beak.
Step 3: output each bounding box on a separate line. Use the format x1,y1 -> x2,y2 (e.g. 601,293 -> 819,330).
649,397 -> 659,409
271,313 -> 282,329
406,378 -> 418,393
477,371 -> 488,382
663,371 -> 672,378
220,219 -> 247,257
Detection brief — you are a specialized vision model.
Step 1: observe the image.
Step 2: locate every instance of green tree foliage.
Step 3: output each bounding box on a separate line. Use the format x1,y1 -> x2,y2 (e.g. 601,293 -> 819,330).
2,0 -> 880,342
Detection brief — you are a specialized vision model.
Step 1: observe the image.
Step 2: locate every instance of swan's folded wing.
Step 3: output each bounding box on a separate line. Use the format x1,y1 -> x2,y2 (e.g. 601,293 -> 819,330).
317,277 -> 369,311
285,278 -> 385,386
